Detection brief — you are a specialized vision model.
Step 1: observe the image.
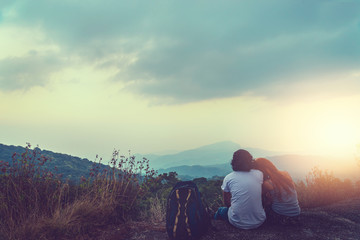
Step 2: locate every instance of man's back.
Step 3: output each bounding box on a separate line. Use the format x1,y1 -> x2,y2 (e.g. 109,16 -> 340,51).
221,169 -> 266,229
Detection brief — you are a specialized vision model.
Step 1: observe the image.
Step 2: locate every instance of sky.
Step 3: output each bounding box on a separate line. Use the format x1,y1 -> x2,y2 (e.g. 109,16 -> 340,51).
1,0 -> 360,164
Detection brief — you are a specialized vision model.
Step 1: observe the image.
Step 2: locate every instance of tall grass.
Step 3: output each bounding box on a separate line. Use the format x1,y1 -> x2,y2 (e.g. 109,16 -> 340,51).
0,144 -> 156,240
0,144 -> 66,238
295,167 -> 356,208
146,195 -> 166,224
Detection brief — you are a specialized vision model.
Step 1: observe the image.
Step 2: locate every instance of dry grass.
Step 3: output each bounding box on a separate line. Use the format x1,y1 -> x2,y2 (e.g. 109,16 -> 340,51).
147,196 -> 166,223
296,167 -> 356,208
4,197 -> 115,240
0,145 -> 156,240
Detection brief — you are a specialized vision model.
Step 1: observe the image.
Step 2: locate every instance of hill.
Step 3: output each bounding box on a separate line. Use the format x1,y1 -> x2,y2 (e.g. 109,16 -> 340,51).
0,143 -> 102,182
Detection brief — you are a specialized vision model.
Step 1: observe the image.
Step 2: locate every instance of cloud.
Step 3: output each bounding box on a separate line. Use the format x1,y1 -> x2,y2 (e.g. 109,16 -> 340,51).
0,51 -> 64,91
2,0 -> 360,102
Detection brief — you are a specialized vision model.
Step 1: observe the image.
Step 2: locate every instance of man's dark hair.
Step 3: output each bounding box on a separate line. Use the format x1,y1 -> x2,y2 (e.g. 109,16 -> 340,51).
231,149 -> 253,172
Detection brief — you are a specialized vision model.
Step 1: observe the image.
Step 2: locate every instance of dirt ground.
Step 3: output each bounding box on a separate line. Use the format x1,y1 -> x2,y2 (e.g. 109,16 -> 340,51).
92,196 -> 360,240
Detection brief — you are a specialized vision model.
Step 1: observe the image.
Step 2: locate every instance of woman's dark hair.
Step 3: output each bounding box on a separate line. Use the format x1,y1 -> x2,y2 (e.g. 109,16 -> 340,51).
231,149 -> 253,172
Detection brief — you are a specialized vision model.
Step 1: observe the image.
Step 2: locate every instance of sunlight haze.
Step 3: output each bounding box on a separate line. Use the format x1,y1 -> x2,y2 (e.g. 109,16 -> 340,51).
1,1 -> 360,172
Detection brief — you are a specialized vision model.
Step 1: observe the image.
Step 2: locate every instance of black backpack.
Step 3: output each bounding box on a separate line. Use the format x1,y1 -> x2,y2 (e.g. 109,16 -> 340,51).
166,181 -> 211,240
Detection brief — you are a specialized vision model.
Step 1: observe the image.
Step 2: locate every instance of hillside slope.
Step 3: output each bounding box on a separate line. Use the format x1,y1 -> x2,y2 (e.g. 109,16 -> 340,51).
0,143 -> 101,182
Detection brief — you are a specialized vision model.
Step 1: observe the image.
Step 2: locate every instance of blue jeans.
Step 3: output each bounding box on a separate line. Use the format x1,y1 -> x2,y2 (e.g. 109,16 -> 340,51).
214,207 -> 229,221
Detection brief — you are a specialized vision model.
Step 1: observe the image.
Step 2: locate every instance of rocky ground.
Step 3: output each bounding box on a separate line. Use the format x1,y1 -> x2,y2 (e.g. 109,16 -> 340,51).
92,196 -> 360,240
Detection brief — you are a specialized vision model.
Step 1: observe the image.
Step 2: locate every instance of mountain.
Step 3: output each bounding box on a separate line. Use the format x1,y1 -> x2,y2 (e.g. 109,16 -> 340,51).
149,142 -> 358,180
0,143 -> 102,182
141,141 -> 281,169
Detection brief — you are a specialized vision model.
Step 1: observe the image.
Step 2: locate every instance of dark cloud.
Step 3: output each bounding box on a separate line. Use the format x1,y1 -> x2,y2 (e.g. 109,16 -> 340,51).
2,0 -> 360,102
0,52 -> 64,91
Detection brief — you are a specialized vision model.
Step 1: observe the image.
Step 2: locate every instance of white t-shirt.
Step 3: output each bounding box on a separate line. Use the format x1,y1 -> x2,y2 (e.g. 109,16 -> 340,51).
270,183 -> 301,217
221,169 -> 266,229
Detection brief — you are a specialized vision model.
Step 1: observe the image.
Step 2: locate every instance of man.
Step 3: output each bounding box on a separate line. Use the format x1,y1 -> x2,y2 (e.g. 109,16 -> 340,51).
214,149 -> 266,229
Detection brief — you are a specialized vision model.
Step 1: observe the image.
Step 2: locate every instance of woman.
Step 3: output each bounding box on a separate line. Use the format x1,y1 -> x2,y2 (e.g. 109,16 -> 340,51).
254,158 -> 300,223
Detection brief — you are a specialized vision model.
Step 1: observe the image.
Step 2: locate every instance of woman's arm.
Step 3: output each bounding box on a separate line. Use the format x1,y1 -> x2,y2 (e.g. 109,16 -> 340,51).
263,179 -> 274,192
262,179 -> 274,206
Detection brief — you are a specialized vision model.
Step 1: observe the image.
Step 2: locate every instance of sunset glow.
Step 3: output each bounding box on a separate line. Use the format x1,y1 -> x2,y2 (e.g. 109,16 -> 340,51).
0,1 -> 360,172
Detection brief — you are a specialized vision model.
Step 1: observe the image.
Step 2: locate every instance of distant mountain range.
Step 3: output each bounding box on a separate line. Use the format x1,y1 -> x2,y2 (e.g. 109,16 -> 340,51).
1,141 -> 357,181
156,155 -> 358,181
139,141 -> 358,180
137,141 -> 281,169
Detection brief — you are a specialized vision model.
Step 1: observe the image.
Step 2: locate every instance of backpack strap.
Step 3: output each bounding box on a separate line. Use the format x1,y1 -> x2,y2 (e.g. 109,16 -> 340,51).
172,188 -> 193,239
184,189 -> 192,237
173,189 -> 181,238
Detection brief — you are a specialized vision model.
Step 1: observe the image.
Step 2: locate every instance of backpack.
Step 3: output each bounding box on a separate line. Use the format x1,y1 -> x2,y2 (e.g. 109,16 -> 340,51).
166,181 -> 211,240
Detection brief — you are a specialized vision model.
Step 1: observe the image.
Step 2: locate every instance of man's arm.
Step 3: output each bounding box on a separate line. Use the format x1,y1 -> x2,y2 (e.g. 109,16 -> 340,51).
223,191 -> 231,207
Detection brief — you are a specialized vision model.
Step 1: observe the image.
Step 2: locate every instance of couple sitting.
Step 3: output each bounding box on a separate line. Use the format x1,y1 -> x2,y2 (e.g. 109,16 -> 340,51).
214,149 -> 300,229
